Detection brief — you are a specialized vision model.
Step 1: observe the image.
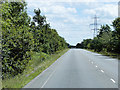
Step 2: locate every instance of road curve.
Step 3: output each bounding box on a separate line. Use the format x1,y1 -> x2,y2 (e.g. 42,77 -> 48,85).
24,49 -> 118,88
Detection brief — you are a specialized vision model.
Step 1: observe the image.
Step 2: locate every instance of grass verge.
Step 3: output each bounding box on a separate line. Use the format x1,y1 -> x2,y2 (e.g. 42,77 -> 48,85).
86,49 -> 120,60
2,49 -> 69,88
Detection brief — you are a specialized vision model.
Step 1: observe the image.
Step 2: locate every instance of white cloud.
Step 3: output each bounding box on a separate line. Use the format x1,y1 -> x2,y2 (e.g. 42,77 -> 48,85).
84,4 -> 118,18
44,5 -> 77,14
27,1 -> 77,24
26,0 -> 118,45
27,0 -> 119,2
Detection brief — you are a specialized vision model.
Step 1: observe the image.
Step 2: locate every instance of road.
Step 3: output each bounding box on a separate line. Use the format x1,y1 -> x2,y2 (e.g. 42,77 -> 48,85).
24,49 -> 118,88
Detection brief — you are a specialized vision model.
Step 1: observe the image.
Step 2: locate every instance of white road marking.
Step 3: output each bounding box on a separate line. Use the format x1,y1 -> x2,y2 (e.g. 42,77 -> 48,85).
110,78 -> 116,83
100,70 -> 104,73
41,69 -> 56,88
24,57 -> 61,88
91,62 -> 93,64
95,65 -> 98,67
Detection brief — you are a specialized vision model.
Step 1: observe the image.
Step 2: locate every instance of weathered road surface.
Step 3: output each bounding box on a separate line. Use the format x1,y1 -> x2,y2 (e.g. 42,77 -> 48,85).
24,49 -> 118,88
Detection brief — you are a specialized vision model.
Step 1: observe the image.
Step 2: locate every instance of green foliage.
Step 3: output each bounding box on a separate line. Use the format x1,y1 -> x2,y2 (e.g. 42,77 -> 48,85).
112,17 -> 120,53
2,49 -> 69,88
30,9 -> 68,54
112,17 -> 120,38
2,1 -> 33,78
77,20 -> 120,54
2,1 -> 68,79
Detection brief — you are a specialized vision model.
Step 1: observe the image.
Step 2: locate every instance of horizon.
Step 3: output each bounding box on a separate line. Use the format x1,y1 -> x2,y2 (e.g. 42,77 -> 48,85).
26,0 -> 119,45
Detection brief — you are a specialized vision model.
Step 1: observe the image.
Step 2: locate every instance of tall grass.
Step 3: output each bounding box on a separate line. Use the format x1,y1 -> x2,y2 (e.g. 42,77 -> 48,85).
2,49 -> 69,88
86,49 -> 120,60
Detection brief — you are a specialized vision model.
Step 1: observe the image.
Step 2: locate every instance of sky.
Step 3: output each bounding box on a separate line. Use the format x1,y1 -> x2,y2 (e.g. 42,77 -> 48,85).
26,0 -> 119,45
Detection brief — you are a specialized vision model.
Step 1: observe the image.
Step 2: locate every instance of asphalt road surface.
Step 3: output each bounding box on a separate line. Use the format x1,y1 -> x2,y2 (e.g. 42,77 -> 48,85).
24,49 -> 118,88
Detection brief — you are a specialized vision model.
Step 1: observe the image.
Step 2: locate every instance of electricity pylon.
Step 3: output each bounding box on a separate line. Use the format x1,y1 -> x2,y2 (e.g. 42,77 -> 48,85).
90,15 -> 100,38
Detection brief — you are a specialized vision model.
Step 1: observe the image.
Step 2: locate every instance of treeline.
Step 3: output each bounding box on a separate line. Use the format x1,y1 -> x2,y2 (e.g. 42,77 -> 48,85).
76,17 -> 120,53
1,1 -> 68,79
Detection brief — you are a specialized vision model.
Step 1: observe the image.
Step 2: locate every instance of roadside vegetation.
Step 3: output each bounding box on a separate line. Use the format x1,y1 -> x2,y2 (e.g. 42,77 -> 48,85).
76,18 -> 120,59
2,49 -> 69,88
1,1 -> 69,88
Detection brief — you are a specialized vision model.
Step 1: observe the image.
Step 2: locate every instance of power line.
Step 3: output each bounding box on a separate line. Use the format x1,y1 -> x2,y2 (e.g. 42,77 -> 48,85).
90,15 -> 100,38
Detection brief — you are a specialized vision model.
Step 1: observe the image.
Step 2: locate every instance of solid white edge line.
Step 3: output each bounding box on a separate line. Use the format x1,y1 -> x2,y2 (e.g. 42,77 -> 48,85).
41,69 -> 56,88
24,56 -> 62,88
110,78 -> 116,83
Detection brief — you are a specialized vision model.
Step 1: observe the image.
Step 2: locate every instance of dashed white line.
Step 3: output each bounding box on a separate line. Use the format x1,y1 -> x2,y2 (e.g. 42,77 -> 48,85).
95,65 -> 98,67
110,78 -> 116,83
41,69 -> 56,88
88,60 -> 116,85
100,70 -> 104,73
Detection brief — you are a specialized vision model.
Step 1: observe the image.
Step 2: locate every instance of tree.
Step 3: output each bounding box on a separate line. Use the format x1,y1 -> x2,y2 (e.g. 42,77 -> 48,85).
2,1 -> 34,78
98,24 -> 111,37
112,17 -> 120,53
1,2 -> 68,79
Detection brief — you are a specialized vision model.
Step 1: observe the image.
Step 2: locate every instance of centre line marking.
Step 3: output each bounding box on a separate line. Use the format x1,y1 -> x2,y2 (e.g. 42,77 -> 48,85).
101,70 -> 104,73
110,78 -> 116,83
